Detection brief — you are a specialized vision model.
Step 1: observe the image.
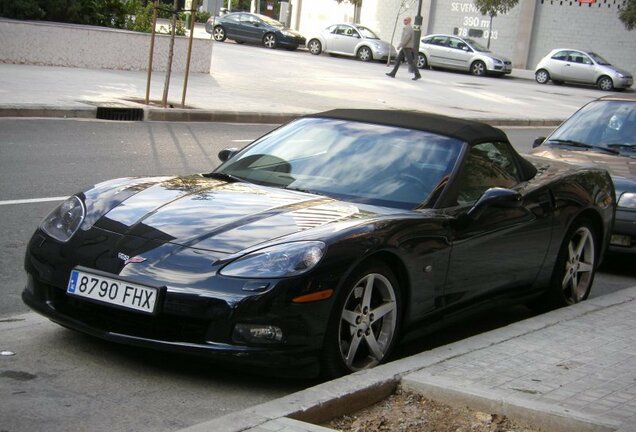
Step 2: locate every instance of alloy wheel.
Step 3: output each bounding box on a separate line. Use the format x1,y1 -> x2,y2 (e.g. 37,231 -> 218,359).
561,226 -> 595,304
263,34 -> 277,49
535,69 -> 549,84
308,39 -> 321,55
337,272 -> 397,371
598,76 -> 614,91
357,47 -> 372,61
471,61 -> 486,76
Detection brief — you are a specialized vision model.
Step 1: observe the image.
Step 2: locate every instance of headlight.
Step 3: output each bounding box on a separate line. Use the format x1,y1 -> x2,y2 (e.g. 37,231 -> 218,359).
281,30 -> 294,37
40,196 -> 85,242
220,241 -> 325,278
614,71 -> 625,78
493,58 -> 503,64
618,192 -> 636,209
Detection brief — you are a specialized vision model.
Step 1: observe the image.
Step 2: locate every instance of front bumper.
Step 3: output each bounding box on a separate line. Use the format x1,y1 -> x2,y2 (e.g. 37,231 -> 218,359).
279,35 -> 306,48
614,76 -> 633,89
22,273 -> 324,375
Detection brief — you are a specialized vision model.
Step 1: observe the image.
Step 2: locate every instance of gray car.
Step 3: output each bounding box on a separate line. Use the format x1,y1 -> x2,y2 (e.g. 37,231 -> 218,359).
416,34 -> 512,76
534,49 -> 633,91
307,24 -> 396,62
532,94 -> 636,253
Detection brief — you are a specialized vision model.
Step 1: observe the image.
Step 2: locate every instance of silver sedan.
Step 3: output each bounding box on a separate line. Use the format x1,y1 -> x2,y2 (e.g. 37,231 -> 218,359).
417,34 -> 512,76
534,49 -> 633,91
307,24 -> 396,62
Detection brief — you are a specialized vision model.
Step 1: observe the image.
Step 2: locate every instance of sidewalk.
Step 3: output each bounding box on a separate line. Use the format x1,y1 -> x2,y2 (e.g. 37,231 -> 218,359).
180,287 -> 636,432
0,59 -> 569,126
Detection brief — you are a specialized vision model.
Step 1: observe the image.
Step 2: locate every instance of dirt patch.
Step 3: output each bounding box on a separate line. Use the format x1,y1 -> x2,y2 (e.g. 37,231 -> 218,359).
324,387 -> 541,432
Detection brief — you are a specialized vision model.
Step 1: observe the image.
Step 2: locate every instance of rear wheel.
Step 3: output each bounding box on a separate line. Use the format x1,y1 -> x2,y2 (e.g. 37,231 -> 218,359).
212,26 -> 226,42
308,39 -> 322,55
321,260 -> 401,378
535,69 -> 550,84
597,75 -> 614,91
357,46 -> 373,62
416,53 -> 427,69
263,33 -> 277,49
470,60 -> 486,76
549,218 -> 598,307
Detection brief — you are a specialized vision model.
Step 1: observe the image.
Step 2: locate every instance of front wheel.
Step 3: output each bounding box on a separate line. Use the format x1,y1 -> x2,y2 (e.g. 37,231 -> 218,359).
357,46 -> 373,62
597,75 -> 614,91
321,260 -> 401,378
308,39 -> 322,55
470,60 -> 487,76
212,26 -> 226,42
263,33 -> 277,49
416,53 -> 427,69
535,69 -> 550,84
549,219 -> 598,307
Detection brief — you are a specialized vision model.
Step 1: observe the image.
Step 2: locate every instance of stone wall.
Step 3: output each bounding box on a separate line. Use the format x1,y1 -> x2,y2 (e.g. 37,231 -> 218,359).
0,19 -> 213,73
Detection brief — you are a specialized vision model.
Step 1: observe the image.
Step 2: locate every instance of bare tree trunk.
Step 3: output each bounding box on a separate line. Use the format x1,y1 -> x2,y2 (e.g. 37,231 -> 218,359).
162,0 -> 179,108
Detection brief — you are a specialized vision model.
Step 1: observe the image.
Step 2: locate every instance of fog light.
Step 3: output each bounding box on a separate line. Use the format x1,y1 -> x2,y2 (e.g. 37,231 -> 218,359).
233,324 -> 284,344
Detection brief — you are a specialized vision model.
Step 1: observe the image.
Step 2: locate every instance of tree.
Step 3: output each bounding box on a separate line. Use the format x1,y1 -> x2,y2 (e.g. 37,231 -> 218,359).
473,0 -> 518,48
619,0 -> 636,30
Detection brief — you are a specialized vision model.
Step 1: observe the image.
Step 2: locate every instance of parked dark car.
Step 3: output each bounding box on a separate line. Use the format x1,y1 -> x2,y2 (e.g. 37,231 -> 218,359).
23,110 -> 614,378
206,12 -> 305,50
532,94 -> 636,253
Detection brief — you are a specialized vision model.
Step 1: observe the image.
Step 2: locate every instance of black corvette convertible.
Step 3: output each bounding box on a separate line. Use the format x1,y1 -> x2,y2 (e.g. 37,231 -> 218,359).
23,110 -> 615,378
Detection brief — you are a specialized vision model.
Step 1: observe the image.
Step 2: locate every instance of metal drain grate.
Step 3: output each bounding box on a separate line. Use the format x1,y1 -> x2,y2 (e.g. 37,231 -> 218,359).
96,107 -> 144,121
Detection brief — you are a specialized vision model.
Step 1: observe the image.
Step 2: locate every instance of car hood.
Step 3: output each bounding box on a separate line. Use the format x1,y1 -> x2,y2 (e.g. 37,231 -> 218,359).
600,64 -> 633,77
531,146 -> 636,180
90,176 -> 390,254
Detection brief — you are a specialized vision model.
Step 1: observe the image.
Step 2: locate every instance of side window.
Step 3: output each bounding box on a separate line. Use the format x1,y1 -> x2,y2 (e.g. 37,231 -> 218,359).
456,142 -> 521,206
334,25 -> 348,35
551,50 -> 569,62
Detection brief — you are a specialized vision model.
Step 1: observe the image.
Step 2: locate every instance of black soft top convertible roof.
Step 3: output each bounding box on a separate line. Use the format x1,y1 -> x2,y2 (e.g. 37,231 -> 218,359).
308,109 -> 509,145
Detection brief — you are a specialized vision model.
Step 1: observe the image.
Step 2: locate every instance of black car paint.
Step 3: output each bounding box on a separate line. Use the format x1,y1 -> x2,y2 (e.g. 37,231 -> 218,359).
22,113 -> 615,376
213,12 -> 305,49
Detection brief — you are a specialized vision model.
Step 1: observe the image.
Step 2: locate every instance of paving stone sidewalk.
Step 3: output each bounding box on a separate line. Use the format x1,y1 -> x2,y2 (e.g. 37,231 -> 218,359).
180,287 -> 636,432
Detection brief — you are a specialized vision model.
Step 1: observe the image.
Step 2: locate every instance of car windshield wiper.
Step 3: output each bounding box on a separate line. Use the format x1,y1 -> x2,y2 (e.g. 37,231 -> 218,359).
548,139 -> 620,154
204,172 -> 245,182
606,143 -> 636,151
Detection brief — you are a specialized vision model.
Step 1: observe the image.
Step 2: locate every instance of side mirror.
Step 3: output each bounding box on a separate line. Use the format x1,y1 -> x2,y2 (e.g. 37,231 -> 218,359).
533,137 -> 546,148
218,148 -> 239,162
467,187 -> 522,220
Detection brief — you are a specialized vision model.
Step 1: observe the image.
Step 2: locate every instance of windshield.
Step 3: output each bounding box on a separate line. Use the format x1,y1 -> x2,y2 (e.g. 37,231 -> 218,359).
216,118 -> 464,209
547,100 -> 636,155
356,26 -> 379,39
465,38 -> 490,52
588,52 -> 611,66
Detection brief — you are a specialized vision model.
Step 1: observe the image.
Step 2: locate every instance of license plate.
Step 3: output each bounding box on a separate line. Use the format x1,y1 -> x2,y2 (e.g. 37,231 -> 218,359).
67,269 -> 158,314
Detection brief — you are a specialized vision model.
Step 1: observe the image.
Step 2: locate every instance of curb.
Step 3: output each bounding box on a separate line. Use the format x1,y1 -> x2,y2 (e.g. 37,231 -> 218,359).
0,105 -> 565,127
176,287 -> 636,432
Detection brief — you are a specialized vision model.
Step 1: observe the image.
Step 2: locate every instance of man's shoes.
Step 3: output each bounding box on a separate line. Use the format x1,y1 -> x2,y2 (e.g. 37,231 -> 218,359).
385,73 -> 395,78
412,76 -> 421,81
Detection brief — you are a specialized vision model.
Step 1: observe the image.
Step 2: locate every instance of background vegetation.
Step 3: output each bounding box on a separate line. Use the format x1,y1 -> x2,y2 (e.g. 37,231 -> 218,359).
0,0 -> 211,35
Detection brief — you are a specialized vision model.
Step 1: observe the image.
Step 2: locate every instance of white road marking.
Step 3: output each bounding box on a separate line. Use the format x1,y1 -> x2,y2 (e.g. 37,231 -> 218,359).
0,197 -> 67,206
231,139 -> 254,143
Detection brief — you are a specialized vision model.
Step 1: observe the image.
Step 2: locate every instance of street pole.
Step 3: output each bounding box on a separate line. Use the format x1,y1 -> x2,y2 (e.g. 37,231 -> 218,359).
412,0 -> 423,54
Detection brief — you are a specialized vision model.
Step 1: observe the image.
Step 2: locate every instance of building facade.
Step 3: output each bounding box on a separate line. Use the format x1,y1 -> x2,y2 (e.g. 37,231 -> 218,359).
286,0 -> 635,75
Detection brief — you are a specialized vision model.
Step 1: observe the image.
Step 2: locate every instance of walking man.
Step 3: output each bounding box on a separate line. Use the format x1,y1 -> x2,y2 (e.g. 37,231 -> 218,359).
386,16 -> 421,81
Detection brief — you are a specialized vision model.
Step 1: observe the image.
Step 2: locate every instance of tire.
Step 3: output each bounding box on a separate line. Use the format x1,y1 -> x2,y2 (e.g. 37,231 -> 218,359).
535,69 -> 550,84
357,46 -> 373,62
321,260 -> 402,378
597,75 -> 614,91
263,33 -> 277,49
212,26 -> 226,42
548,218 -> 598,308
308,39 -> 322,55
470,60 -> 487,76
416,53 -> 427,69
